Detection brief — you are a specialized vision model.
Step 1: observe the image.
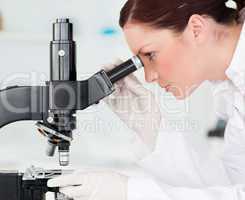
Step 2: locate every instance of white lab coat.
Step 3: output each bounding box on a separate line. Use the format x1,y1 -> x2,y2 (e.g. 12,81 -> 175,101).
127,12 -> 245,200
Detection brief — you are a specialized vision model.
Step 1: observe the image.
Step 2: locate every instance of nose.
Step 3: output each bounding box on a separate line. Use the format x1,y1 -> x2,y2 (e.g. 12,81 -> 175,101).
144,67 -> 159,83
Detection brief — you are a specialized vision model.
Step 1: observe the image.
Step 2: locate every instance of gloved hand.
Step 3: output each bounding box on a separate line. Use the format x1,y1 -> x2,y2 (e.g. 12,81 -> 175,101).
48,170 -> 128,200
103,59 -> 162,152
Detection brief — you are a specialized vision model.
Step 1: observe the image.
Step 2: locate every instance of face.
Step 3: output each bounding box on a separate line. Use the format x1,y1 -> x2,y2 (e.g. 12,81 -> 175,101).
123,21 -> 211,99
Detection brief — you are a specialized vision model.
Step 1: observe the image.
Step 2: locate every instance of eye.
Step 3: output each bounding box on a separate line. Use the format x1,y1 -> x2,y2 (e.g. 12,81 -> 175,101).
143,52 -> 156,62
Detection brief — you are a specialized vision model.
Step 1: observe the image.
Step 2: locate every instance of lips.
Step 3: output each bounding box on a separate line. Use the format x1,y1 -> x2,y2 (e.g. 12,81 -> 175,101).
163,84 -> 171,92
159,83 -> 171,92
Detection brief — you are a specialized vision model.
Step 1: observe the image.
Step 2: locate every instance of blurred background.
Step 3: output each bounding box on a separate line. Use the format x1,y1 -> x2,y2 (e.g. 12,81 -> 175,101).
0,0 -> 225,174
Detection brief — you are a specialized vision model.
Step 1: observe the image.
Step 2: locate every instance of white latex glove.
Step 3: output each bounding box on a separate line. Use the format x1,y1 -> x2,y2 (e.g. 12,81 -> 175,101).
103,59 -> 162,152
48,170 -> 128,200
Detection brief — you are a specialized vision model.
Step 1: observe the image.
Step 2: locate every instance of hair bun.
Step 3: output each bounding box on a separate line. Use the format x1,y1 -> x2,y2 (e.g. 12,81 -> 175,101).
233,0 -> 245,10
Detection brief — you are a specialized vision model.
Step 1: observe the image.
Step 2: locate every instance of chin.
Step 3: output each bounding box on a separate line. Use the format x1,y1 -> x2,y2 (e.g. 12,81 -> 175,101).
171,92 -> 189,100
174,94 -> 188,100
170,86 -> 198,100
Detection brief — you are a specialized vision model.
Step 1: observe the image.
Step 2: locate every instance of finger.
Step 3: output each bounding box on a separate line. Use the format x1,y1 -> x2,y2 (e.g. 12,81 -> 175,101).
124,76 -> 150,96
113,58 -> 124,66
60,185 -> 90,198
102,63 -> 115,71
48,174 -> 83,188
102,59 -> 123,71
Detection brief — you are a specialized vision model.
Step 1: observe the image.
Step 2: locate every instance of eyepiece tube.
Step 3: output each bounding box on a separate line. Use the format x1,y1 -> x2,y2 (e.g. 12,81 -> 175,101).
106,56 -> 144,84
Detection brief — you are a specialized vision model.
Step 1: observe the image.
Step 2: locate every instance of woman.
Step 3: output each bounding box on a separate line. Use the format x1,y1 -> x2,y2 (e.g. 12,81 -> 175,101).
48,0 -> 245,199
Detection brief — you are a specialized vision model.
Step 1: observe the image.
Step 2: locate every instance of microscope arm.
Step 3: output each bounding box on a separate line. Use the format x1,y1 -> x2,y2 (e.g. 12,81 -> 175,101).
49,70 -> 114,111
0,69 -> 114,129
0,86 -> 49,129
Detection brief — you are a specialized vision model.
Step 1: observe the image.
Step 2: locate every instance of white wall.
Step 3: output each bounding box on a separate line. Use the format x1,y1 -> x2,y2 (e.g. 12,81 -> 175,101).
0,0 -> 219,171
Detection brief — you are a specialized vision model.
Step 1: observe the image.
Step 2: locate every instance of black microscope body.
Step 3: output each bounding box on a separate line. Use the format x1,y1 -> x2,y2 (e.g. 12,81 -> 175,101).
0,18 -> 143,200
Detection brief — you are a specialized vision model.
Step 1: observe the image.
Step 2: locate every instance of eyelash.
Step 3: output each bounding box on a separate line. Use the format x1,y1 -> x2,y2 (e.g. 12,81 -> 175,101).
144,52 -> 156,62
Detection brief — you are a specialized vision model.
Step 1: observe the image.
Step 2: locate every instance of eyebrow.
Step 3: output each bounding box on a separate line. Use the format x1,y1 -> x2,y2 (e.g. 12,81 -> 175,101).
137,43 -> 152,55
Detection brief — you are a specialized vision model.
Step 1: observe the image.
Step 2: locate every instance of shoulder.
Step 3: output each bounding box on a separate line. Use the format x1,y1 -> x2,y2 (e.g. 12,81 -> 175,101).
211,80 -> 240,119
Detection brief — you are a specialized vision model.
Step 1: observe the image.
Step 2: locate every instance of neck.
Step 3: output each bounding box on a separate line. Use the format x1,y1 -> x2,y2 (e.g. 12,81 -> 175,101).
209,23 -> 243,81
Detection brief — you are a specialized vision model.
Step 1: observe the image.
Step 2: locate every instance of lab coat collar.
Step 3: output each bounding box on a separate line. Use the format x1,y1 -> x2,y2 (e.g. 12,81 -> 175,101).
225,22 -> 245,95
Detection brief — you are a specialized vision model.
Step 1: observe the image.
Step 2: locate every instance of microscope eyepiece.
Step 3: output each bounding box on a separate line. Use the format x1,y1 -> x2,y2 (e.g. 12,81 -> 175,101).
56,18 -> 70,23
131,56 -> 144,69
53,18 -> 73,41
106,55 -> 144,84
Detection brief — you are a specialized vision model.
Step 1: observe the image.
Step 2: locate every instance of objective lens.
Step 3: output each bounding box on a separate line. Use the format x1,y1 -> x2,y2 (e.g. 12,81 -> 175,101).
59,150 -> 69,166
46,140 -> 57,157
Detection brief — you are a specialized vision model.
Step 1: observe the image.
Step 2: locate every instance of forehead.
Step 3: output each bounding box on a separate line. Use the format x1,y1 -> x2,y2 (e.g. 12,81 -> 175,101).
123,23 -> 174,54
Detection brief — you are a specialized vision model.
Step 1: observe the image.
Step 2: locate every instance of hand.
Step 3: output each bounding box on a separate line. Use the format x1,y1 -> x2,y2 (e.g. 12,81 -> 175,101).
48,170 -> 128,200
103,59 -> 162,152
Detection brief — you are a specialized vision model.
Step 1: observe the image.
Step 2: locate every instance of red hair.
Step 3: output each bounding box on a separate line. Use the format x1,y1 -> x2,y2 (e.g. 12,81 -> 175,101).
119,0 -> 245,32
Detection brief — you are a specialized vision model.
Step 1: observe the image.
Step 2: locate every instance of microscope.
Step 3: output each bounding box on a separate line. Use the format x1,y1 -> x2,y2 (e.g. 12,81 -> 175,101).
0,18 -> 143,200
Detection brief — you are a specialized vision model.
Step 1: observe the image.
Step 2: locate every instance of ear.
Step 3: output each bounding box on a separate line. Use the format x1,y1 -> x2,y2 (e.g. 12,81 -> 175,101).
184,14 -> 207,44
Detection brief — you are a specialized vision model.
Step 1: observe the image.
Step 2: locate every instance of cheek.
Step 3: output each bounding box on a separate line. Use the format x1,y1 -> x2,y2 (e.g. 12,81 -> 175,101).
157,49 -> 202,98
158,42 -> 200,86
155,58 -> 173,79
155,46 -> 184,81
